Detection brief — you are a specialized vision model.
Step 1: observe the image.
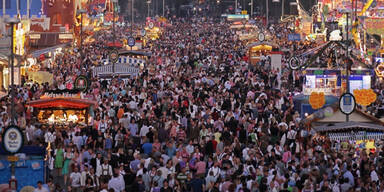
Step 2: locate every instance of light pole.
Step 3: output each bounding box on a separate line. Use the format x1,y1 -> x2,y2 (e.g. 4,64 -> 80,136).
77,9 -> 87,64
131,0 -> 134,51
131,0 -> 134,33
5,18 -> 20,191
250,0 -> 253,18
235,0 -> 238,14
162,0 -> 165,17
266,0 -> 269,26
5,18 -> 20,126
281,0 -> 284,19
147,1 -> 151,18
111,0 -> 117,46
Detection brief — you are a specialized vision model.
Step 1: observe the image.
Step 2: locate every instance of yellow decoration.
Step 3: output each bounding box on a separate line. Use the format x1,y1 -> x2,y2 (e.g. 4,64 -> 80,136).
353,89 -> 376,106
309,92 -> 326,109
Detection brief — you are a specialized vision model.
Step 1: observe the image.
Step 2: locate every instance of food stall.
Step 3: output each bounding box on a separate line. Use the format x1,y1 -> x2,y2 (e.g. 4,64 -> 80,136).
246,41 -> 279,65
27,90 -> 96,125
303,68 -> 373,96
313,121 -> 384,153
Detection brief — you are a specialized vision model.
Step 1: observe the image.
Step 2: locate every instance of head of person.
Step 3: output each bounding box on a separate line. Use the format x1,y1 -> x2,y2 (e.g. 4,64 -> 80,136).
37,181 -> 43,189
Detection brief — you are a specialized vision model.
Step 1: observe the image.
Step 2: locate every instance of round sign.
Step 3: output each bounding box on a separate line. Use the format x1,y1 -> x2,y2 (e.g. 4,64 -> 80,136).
148,22 -> 154,29
109,49 -> 119,64
74,75 -> 89,92
127,36 -> 135,47
140,29 -> 146,37
2,126 -> 24,154
289,57 -> 301,70
339,93 -> 356,115
258,33 -> 265,42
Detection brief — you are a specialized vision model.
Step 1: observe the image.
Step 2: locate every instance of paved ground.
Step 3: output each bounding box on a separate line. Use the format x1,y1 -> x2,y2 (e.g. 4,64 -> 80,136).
50,169 -> 65,190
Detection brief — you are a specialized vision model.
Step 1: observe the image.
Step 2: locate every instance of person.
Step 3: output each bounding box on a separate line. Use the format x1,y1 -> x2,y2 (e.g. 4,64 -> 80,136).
62,147 -> 73,186
98,159 -> 113,184
54,144 -> 64,175
108,172 -> 125,192
142,138 -> 153,156
69,167 -> 82,192
160,180 -> 173,192
34,181 -> 48,192
189,173 -> 205,192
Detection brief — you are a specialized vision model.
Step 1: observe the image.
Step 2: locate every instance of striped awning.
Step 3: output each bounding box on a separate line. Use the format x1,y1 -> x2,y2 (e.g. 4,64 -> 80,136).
314,122 -> 384,133
30,43 -> 71,58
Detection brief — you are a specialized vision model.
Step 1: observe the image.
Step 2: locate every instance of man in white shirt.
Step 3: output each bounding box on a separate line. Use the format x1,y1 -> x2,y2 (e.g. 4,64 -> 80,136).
97,159 -> 113,184
108,171 -> 125,192
70,167 -> 82,192
80,165 -> 90,188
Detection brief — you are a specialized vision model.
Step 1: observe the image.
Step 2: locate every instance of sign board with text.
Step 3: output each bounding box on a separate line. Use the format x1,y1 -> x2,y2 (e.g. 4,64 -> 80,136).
2,126 -> 24,154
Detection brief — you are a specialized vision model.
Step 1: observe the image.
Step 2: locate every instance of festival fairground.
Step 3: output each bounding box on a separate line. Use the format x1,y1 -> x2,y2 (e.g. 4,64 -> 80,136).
0,0 -> 384,192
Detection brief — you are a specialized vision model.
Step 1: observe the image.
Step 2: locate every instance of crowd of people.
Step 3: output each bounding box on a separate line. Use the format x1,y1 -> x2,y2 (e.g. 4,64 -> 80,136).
1,16 -> 384,192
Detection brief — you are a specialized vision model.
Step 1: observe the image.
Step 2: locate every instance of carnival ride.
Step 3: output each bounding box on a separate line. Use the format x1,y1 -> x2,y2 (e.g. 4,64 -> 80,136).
289,0 -> 381,71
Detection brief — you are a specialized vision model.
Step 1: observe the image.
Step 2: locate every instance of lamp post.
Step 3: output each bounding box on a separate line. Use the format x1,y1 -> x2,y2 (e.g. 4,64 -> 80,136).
235,0 -> 238,14
5,18 -> 20,126
147,1 -> 151,18
250,0 -> 253,18
131,0 -> 134,34
111,0 -> 117,46
162,0 -> 165,17
131,0 -> 134,51
5,17 -> 20,192
77,9 -> 87,64
346,12 -> 350,122
281,0 -> 284,19
266,0 -> 269,26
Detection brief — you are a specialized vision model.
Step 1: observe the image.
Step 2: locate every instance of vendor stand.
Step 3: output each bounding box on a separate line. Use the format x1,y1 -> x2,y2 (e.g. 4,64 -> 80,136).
27,91 -> 96,125
313,121 -> 384,153
303,68 -> 373,96
246,41 -> 279,65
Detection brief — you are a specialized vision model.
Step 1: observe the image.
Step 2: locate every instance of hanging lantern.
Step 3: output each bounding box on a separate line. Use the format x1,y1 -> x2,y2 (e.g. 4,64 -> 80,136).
354,89 -> 377,106
309,92 -> 326,109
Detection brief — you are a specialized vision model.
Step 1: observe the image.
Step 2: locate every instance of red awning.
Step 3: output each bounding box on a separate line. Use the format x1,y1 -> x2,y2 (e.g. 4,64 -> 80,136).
107,41 -> 123,47
27,98 -> 96,109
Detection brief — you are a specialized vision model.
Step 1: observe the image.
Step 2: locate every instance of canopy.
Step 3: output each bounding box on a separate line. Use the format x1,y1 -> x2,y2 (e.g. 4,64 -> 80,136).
246,41 -> 279,49
27,98 -> 96,109
107,41 -> 123,48
30,43 -> 70,58
313,122 -> 384,133
250,45 -> 272,52
119,50 -> 152,57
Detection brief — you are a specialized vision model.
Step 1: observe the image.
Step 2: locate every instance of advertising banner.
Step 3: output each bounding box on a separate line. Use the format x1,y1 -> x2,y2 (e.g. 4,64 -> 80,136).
365,18 -> 384,35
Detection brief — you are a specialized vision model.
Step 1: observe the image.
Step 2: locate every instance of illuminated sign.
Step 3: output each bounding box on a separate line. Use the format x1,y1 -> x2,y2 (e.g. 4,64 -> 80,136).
59,34 -> 74,39
29,34 -> 41,39
225,14 -> 249,21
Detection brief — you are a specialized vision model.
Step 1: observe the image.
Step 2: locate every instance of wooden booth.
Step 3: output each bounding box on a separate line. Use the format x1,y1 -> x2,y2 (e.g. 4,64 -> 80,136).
27,91 -> 96,125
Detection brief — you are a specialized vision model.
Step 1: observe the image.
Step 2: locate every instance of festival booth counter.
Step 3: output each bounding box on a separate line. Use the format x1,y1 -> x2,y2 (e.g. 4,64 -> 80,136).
313,121 -> 384,153
27,90 -> 96,125
303,68 -> 373,96
246,41 -> 279,65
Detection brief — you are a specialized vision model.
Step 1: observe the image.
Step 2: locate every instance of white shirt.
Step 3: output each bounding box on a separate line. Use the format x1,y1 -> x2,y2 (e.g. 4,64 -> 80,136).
108,176 -> 125,192
44,132 -> 56,143
371,170 -> 379,182
140,125 -> 149,137
70,172 -> 82,187
81,171 -> 89,186
97,164 -> 112,177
